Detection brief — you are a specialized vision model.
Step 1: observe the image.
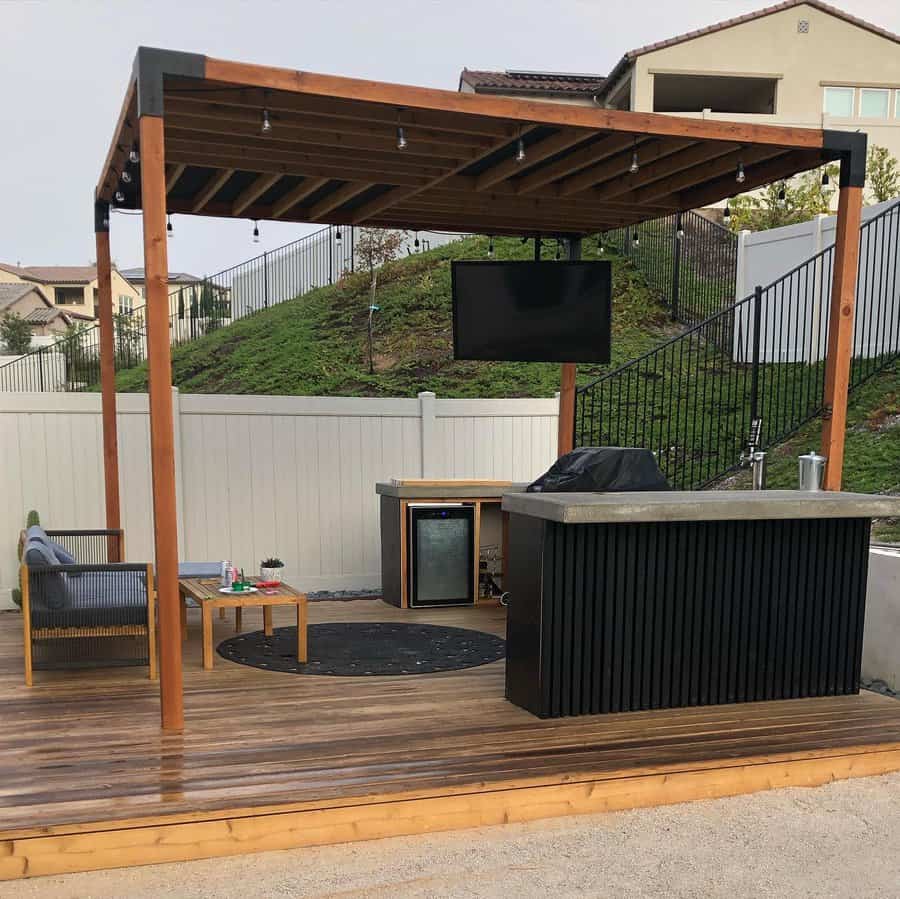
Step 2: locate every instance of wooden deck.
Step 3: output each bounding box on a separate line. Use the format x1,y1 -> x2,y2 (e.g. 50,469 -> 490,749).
2,598 -> 900,880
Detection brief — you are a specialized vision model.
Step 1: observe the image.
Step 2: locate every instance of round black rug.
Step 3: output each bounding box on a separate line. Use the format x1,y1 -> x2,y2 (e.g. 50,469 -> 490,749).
216,622 -> 506,676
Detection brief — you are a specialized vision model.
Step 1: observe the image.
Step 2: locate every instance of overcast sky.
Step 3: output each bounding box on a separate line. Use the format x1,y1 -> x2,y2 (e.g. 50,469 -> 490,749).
2,0 -> 898,277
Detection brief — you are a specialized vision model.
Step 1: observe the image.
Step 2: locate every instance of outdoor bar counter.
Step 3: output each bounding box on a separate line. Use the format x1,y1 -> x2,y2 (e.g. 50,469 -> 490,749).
502,490 -> 900,719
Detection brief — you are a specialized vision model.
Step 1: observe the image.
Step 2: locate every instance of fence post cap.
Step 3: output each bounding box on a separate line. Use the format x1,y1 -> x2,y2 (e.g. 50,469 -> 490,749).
417,391 -> 436,399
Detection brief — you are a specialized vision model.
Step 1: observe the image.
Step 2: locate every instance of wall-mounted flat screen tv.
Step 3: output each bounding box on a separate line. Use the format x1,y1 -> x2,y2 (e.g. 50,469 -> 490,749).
451,261 -> 612,363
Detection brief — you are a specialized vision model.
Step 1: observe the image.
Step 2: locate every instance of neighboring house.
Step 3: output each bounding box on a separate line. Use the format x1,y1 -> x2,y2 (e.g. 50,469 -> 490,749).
118,268 -> 203,300
459,0 -> 900,161
0,283 -> 75,344
0,263 -> 140,322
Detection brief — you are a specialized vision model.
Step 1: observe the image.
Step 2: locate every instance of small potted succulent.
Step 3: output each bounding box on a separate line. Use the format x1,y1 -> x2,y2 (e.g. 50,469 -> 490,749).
259,556 -> 285,584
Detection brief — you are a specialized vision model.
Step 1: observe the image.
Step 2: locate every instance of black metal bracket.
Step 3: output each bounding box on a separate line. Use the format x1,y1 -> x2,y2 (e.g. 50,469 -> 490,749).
133,46 -> 206,118
94,199 -> 110,233
822,130 -> 867,188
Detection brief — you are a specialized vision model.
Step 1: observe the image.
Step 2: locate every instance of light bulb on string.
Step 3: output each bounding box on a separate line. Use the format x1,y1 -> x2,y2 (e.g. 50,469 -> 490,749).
396,126 -> 407,150
632,230 -> 640,248
555,240 -> 561,261
335,227 -> 342,242
676,227 -> 685,240
414,232 -> 420,250
114,190 -> 125,204
128,147 -> 140,164
723,202 -> 732,225
821,169 -> 830,186
167,215 -> 173,239
120,170 -> 132,184
252,221 -> 260,243
736,161 -> 746,184
260,108 -> 272,135
516,137 -> 526,163
778,182 -> 787,203
596,234 -> 604,255
629,138 -> 640,174
487,235 -> 494,258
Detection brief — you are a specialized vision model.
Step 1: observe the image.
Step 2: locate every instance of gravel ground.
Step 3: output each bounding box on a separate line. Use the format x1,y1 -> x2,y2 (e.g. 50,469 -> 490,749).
6,773 -> 900,899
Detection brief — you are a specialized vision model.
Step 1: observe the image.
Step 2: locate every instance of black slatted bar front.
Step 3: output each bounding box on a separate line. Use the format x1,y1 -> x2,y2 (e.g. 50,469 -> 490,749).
505,514 -> 871,718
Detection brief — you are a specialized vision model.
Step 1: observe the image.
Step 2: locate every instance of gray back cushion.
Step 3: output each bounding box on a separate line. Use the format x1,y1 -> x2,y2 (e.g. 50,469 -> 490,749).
24,539 -> 70,611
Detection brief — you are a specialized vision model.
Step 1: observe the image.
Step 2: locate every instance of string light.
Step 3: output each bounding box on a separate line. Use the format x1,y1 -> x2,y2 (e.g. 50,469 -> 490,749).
596,234 -> 604,255
821,169 -> 830,186
487,235 -> 494,258
632,230 -> 640,248
260,108 -> 272,135
723,202 -> 732,224
166,214 -> 173,238
736,161 -> 746,184
252,221 -> 260,243
778,182 -> 787,203
396,126 -> 407,150
120,170 -> 132,184
128,147 -> 140,164
335,227 -> 342,242
516,137 -> 526,163
414,232 -> 420,250
676,227 -> 685,240
114,190 -> 125,203
629,138 -> 640,174
555,241 -> 561,261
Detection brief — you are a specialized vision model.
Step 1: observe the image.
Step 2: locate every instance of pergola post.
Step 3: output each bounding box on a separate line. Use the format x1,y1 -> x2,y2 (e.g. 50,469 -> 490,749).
821,133 -> 867,491
94,201 -> 121,550
139,113 -> 184,731
557,236 -> 581,457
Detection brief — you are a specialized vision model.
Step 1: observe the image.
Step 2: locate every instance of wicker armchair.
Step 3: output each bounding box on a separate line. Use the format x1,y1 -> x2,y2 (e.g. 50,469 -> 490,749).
19,528 -> 157,685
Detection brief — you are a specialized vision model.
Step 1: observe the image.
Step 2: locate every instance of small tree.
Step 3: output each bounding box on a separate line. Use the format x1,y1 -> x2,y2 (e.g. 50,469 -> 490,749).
727,164 -> 838,232
866,145 -> 900,204
113,311 -> 143,368
354,228 -> 408,373
0,312 -> 33,355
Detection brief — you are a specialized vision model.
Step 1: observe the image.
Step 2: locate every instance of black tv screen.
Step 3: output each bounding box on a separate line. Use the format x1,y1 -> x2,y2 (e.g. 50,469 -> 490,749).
451,261 -> 612,363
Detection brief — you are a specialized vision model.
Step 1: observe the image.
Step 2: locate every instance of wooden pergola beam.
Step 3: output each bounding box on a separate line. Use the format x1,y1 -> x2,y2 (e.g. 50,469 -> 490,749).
165,163 -> 187,193
558,137 -> 695,196
307,181 -> 373,221
514,133 -> 648,195
474,129 -> 599,192
192,168 -> 235,213
271,177 -> 330,218
232,173 -> 282,216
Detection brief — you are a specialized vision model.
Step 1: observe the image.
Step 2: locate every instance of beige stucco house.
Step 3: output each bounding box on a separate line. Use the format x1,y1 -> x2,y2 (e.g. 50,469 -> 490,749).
460,0 -> 900,163
0,263 -> 140,321
0,283 -> 73,342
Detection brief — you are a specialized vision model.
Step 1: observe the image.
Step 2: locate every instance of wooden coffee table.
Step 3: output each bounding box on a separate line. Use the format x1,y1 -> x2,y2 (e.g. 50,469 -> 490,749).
178,577 -> 308,670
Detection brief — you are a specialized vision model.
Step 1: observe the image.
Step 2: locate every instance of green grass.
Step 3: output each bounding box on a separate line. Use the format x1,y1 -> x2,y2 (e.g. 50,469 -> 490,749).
114,235 -> 678,398
724,361 -> 900,541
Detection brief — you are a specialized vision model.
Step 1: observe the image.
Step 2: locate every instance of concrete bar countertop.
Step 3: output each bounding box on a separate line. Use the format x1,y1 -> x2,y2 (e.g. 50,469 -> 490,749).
502,490 -> 900,524
376,481 -> 528,499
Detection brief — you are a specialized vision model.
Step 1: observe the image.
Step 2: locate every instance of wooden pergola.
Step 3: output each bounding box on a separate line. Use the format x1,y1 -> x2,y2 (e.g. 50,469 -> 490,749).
95,47 -> 867,731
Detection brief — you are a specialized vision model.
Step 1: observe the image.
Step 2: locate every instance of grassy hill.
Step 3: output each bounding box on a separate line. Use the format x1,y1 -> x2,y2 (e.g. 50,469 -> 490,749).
724,361 -> 900,541
115,235 -> 677,397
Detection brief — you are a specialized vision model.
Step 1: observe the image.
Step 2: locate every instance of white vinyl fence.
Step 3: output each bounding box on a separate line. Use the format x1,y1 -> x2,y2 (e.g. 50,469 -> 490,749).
0,390 -> 559,608
733,198 -> 900,363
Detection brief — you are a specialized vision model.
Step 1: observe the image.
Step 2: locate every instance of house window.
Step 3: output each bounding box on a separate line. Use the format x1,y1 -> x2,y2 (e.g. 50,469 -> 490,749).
859,88 -> 890,119
823,87 -> 855,118
652,73 -> 777,114
55,287 -> 83,305
896,91 -> 900,119
118,294 -> 133,315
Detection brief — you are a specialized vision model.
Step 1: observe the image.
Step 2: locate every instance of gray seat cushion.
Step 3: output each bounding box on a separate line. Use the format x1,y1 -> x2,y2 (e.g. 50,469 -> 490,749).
30,571 -> 148,630
178,561 -> 222,578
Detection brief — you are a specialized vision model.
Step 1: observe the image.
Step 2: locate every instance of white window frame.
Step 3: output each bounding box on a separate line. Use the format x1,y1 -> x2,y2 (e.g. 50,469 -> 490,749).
118,294 -> 133,315
823,86 -> 855,118
895,90 -> 900,119
859,87 -> 890,119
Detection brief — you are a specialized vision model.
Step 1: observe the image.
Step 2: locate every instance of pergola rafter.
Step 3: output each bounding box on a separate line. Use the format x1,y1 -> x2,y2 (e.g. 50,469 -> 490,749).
94,47 -> 867,732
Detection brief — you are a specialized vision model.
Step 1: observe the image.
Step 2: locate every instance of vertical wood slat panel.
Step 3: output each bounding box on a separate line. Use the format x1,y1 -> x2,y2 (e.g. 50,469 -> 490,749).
536,517 -> 871,717
0,394 -> 557,604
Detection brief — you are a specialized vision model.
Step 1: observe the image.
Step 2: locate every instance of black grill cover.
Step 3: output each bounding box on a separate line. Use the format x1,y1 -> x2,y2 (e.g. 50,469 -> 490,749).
527,447 -> 670,493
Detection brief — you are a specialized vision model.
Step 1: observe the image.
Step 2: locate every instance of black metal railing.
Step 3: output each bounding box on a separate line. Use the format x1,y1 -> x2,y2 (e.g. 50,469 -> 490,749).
604,210 -> 738,326
0,224 -> 356,392
577,199 -> 900,490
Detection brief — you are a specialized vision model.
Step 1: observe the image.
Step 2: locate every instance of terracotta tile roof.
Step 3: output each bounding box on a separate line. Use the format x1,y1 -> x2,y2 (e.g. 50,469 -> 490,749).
0,282 -> 53,312
604,0 -> 900,92
23,306 -> 65,324
459,69 -> 607,96
0,263 -> 27,278
16,265 -> 98,284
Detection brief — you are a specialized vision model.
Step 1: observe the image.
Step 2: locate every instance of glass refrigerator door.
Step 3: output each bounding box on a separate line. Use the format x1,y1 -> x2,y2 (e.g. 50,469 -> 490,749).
413,512 -> 472,605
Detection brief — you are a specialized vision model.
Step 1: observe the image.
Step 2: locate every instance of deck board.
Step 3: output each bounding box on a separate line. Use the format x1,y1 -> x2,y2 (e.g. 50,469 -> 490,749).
1,599 -> 899,879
